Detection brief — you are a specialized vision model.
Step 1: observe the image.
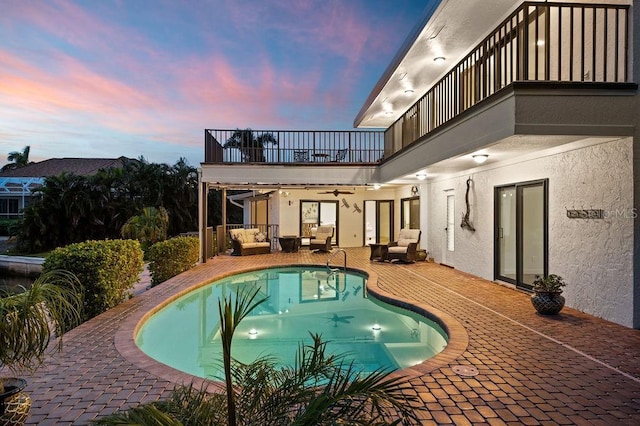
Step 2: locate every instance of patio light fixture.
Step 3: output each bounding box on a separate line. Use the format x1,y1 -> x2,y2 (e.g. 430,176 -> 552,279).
433,56 -> 446,64
472,154 -> 489,164
416,173 -> 427,180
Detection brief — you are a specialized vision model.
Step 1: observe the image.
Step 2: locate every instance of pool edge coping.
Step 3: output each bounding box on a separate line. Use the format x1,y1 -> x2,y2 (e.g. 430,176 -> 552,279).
114,262 -> 469,388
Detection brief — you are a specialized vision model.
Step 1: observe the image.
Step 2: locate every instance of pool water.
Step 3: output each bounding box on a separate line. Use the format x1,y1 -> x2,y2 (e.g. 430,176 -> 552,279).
136,267 -> 447,380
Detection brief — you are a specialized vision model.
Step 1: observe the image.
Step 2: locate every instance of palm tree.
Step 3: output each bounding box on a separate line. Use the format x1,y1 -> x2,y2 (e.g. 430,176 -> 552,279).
121,207 -> 170,251
224,129 -> 278,162
1,146 -> 31,172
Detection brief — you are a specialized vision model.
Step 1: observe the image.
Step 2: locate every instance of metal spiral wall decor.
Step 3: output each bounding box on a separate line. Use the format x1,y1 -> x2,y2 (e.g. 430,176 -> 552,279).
461,177 -> 476,232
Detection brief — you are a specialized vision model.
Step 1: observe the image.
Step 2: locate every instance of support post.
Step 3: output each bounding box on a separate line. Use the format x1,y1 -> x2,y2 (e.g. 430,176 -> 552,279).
198,170 -> 208,263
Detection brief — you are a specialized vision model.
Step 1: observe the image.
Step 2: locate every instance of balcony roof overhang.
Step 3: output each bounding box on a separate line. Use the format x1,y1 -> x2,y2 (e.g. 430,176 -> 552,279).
201,164 -> 378,190
354,0 -> 633,129
374,82 -> 637,184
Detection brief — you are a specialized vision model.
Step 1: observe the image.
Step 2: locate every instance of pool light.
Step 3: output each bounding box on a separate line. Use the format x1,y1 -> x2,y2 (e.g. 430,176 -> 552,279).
248,328 -> 258,336
372,323 -> 382,331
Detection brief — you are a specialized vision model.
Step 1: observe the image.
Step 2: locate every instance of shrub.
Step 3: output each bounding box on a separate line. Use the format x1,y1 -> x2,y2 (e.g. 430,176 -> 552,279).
147,236 -> 199,287
0,217 -> 20,236
43,239 -> 144,321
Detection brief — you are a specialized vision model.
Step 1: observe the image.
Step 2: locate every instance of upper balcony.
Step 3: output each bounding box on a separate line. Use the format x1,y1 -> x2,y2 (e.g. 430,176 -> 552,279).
204,129 -> 384,165
382,1 -> 633,156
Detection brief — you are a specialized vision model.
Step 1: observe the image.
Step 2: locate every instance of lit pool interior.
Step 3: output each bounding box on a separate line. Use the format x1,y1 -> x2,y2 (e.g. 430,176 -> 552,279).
136,266 -> 448,380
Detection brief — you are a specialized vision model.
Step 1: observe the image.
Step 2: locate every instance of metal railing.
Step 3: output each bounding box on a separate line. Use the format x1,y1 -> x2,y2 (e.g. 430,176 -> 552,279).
385,1 -> 631,151
205,129 -> 384,164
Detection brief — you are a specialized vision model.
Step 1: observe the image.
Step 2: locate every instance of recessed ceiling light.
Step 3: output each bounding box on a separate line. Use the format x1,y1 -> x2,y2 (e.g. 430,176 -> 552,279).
434,56 -> 446,64
472,154 -> 489,164
416,173 -> 427,180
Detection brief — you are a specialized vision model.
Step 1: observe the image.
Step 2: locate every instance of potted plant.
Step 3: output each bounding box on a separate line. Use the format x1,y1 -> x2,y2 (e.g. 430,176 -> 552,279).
531,274 -> 566,315
1,270 -> 83,425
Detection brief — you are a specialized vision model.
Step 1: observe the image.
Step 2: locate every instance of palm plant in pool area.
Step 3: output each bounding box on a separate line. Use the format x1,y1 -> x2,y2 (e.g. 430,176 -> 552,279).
93,288 -> 425,425
1,270 -> 83,425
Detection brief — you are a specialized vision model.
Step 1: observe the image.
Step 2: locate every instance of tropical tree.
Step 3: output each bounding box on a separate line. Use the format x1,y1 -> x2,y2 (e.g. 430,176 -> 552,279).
1,146 -> 31,171
121,206 -> 170,251
92,288 -> 425,425
224,129 -> 278,162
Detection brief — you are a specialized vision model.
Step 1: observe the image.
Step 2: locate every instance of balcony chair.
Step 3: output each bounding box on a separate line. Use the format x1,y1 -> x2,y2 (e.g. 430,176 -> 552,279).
331,148 -> 348,162
387,228 -> 421,263
310,226 -> 334,252
293,150 -> 309,162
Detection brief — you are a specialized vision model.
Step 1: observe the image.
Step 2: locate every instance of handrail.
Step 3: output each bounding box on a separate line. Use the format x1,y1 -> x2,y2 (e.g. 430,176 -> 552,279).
326,248 -> 347,273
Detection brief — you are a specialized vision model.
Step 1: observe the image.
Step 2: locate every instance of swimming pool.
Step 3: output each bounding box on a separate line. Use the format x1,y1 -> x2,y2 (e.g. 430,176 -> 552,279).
136,266 -> 448,380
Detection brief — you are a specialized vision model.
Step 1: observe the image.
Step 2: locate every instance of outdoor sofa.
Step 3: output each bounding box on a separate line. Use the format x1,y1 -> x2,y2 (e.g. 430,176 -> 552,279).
229,228 -> 271,256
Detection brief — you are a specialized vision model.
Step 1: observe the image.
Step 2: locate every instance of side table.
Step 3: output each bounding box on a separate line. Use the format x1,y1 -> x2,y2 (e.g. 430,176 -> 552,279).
279,236 -> 302,253
369,243 -> 388,261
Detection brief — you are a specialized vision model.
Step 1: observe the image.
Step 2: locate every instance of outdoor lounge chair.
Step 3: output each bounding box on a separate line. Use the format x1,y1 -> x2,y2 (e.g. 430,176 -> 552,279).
309,226 -> 334,252
293,150 -> 309,162
387,228 -> 421,263
331,148 -> 348,162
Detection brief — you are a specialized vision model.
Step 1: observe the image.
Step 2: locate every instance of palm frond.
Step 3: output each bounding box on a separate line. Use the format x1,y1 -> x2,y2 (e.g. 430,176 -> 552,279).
0,269 -> 83,372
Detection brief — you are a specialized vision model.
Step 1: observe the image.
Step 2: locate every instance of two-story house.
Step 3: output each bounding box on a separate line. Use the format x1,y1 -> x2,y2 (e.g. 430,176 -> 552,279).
198,0 -> 639,328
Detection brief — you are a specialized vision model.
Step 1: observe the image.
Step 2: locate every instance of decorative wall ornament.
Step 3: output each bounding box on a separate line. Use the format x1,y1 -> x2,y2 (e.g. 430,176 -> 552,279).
460,177 -> 476,232
341,198 -> 350,208
411,185 -> 419,196
352,202 -> 362,213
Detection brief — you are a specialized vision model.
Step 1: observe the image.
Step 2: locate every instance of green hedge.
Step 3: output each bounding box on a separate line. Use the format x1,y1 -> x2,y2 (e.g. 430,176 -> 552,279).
43,239 -> 144,321
147,236 -> 199,287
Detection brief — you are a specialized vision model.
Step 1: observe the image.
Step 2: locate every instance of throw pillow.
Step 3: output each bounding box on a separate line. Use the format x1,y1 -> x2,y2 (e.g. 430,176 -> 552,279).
235,233 -> 245,243
255,232 -> 266,242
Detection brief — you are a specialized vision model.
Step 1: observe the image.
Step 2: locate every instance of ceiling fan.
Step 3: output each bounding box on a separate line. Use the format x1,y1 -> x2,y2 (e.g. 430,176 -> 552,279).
318,189 -> 354,197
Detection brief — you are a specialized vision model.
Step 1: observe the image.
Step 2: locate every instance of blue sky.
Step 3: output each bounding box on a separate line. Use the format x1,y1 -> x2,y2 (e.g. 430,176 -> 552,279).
0,0 -> 431,167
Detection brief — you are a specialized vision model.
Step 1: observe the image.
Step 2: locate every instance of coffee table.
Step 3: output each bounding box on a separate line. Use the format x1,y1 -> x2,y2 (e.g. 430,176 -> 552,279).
369,243 -> 388,261
279,236 -> 302,253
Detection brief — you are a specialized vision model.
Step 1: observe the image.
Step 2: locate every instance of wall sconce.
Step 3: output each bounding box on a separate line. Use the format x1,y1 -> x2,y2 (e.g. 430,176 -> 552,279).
416,173 -> 427,181
472,154 -> 489,164
373,184 -> 381,190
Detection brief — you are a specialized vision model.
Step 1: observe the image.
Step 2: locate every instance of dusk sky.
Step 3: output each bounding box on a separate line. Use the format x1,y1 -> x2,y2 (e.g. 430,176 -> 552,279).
1,0 -> 431,167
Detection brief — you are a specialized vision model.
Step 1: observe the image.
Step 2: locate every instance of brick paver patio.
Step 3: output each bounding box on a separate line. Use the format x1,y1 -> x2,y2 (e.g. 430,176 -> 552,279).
10,247 -> 640,425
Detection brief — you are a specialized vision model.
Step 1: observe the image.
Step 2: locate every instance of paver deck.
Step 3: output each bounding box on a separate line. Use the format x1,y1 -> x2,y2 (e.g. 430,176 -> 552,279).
7,247 -> 640,425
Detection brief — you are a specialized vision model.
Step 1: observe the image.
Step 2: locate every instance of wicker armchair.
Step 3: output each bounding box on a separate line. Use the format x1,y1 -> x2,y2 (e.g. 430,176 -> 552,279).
387,229 -> 421,263
310,226 -> 334,252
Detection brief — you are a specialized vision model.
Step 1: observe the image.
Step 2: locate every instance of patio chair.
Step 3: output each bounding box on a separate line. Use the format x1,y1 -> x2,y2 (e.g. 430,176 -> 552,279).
387,228 -> 421,263
331,148 -> 348,162
293,150 -> 309,162
310,226 -> 334,252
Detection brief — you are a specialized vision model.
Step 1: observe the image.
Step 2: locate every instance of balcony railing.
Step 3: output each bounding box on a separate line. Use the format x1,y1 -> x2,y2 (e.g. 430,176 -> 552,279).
205,129 -> 384,164
385,1 -> 631,152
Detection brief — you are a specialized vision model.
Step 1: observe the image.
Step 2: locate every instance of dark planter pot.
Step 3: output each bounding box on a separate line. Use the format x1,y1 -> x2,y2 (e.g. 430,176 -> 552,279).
0,378 -> 31,426
531,291 -> 565,315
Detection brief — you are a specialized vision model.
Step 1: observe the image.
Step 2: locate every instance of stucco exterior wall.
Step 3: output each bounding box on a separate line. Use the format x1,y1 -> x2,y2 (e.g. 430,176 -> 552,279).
425,137 -> 634,327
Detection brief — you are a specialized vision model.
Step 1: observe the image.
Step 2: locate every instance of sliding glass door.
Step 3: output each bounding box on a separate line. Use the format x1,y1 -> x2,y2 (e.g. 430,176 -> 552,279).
495,179 -> 548,290
300,200 -> 338,245
364,200 -> 393,245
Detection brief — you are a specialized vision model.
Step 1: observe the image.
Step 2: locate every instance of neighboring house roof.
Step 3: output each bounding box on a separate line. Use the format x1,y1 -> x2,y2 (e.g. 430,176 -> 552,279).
0,157 -> 132,178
